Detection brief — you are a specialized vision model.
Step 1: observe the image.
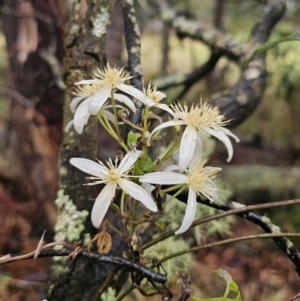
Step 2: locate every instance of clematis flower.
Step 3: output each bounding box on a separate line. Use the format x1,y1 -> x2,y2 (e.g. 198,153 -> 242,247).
140,154 -> 221,235
142,84 -> 174,116
75,64 -> 147,116
70,150 -> 158,228
66,81 -> 136,134
148,101 -> 240,172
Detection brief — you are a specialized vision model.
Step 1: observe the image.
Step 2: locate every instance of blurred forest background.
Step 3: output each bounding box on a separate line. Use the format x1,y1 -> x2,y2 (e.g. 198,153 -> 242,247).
1,0 -> 300,300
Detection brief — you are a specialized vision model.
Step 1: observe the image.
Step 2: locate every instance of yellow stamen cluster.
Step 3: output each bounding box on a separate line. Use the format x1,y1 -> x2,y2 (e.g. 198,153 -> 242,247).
186,159 -> 220,193
74,83 -> 102,97
171,101 -> 226,128
144,85 -> 166,104
93,64 -> 131,88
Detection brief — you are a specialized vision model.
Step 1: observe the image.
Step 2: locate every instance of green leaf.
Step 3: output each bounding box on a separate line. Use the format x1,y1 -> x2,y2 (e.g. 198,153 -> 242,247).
190,269 -> 243,301
245,31 -> 300,67
137,155 -> 153,172
127,131 -> 141,148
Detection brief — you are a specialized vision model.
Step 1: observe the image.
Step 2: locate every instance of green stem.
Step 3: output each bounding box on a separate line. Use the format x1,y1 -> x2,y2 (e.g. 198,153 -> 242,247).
111,90 -> 120,136
97,114 -> 119,141
160,184 -> 186,194
146,134 -> 181,172
98,113 -> 128,152
143,106 -> 150,129
162,185 -> 187,210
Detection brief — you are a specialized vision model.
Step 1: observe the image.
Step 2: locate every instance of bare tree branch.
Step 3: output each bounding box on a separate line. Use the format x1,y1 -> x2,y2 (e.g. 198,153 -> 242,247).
122,0 -> 144,127
154,0 -> 286,127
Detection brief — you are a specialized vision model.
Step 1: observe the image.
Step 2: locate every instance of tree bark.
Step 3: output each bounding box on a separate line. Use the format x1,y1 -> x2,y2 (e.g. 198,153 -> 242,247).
46,1 -> 121,301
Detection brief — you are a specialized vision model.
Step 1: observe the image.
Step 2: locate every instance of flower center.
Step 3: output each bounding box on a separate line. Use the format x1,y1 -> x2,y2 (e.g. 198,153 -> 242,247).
186,160 -> 220,193
107,168 -> 120,182
172,102 -> 226,128
145,85 -> 166,105
94,65 -> 131,89
75,83 -> 101,96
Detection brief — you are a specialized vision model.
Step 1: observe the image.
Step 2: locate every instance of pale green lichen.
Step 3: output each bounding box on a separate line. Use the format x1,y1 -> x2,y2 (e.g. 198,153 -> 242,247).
92,7 -> 110,38
54,189 -> 89,243
51,190 -> 89,274
144,235 -> 192,276
101,287 -> 116,301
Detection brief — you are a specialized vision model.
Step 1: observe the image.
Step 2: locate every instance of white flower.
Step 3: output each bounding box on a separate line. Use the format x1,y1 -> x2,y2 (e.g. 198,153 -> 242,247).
140,155 -> 221,235
65,101 -> 121,133
75,64 -> 146,116
148,101 -> 240,172
141,84 -> 174,116
70,150 -> 157,228
67,79 -> 136,134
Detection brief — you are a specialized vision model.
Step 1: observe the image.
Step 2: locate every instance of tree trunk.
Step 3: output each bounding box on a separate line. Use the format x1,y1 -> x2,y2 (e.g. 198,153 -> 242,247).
46,1 -> 122,300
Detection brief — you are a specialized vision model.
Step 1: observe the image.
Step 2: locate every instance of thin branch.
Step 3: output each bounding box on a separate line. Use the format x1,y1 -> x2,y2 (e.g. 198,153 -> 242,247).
153,53 -> 221,91
168,187 -> 300,275
122,0 -> 144,127
142,199 -> 300,250
159,5 -> 244,61
154,0 -> 286,127
286,292 -> 300,301
0,242 -> 167,284
158,233 -> 300,264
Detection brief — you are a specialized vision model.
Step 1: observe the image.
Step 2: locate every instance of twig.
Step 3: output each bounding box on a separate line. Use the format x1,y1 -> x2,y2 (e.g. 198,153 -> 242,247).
153,53 -> 221,91
142,199 -> 300,250
158,233 -> 300,264
0,242 -> 167,284
168,187 -> 300,275
286,292 -> 300,301
154,0 -> 286,127
122,0 -> 144,128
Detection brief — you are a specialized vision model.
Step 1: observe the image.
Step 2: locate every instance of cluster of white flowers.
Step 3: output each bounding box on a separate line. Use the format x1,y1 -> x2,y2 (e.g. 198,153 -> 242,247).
67,64 -> 239,234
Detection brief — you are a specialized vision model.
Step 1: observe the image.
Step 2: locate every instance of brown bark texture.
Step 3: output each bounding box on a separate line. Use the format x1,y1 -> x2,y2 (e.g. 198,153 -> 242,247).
1,0 -> 66,235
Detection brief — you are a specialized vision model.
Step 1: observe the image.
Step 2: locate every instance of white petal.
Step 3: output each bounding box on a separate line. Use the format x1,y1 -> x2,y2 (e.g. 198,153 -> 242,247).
179,126 -> 197,172
219,127 -> 240,142
118,179 -> 157,212
147,120 -> 184,146
65,120 -> 74,132
89,87 -> 111,115
141,182 -> 155,195
117,83 -> 147,103
203,126 -> 234,162
103,110 -> 115,124
175,186 -> 197,235
190,133 -> 203,166
70,158 -> 108,177
70,96 -> 86,113
163,165 -> 179,172
140,172 -> 188,185
156,103 -> 175,117
114,93 -> 136,112
118,150 -> 142,174
143,97 -> 155,107
75,79 -> 100,85
73,99 -> 90,134
91,183 -> 116,228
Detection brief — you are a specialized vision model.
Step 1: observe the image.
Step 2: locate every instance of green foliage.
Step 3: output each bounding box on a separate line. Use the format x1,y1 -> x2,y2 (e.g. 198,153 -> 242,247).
190,269 -> 243,301
245,31 -> 300,67
144,235 -> 193,276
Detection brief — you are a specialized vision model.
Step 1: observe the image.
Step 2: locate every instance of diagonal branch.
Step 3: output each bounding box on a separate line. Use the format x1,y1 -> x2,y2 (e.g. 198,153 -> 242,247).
172,188 -> 300,276
154,0 -> 286,127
